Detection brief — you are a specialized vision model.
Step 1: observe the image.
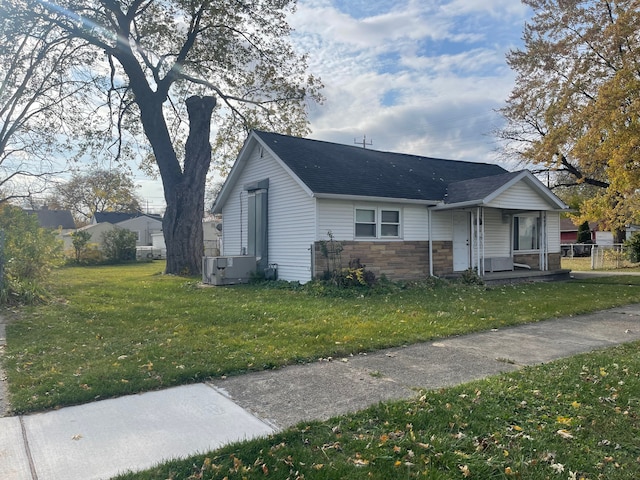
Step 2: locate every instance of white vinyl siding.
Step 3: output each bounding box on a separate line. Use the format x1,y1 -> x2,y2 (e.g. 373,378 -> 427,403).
401,205 -> 429,240
221,145 -> 315,282
547,212 -> 561,253
482,209 -> 511,257
430,211 -> 453,241
316,199 -> 354,240
488,182 -> 555,210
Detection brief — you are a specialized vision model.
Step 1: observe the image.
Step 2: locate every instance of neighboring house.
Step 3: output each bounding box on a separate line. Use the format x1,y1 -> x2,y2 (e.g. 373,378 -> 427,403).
91,212 -> 163,247
560,218 -> 597,244
116,215 -> 163,247
25,207 -> 76,234
61,222 -> 115,252
212,131 -> 569,284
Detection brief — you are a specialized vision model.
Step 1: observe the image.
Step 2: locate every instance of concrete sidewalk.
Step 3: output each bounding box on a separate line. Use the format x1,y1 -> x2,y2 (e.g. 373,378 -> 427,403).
1,305 -> 639,480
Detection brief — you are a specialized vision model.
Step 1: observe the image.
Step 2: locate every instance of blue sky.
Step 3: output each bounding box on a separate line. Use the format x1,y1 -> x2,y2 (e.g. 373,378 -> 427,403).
138,0 -> 531,210
289,0 -> 530,161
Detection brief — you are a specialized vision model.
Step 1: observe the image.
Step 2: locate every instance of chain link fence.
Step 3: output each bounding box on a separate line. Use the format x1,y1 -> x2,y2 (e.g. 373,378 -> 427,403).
590,244 -> 629,270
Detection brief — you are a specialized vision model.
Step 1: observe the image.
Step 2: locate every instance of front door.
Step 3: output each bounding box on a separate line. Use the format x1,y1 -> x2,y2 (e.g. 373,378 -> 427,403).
452,211 -> 470,271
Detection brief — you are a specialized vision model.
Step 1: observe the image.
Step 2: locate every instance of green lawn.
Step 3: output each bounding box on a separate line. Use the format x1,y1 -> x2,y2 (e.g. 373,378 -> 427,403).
116,341 -> 640,480
4,262 -> 640,414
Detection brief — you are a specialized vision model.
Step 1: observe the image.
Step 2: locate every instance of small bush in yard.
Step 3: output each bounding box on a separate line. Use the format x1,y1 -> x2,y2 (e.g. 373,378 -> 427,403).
101,227 -> 137,263
459,267 -> 484,285
0,204 -> 63,304
338,258 -> 377,288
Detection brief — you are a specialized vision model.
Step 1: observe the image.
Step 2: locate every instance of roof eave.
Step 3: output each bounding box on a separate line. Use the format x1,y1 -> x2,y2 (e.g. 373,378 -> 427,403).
313,192 -> 440,206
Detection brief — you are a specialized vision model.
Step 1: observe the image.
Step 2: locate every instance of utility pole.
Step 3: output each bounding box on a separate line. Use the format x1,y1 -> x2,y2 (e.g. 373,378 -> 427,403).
354,135 -> 372,149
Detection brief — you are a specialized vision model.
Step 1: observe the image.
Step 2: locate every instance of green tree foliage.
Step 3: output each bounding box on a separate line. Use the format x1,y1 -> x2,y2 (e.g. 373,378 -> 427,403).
0,204 -> 62,304
577,221 -> 592,243
47,168 -> 142,225
498,0 -> 639,236
4,0 -> 323,275
70,229 -> 91,263
624,232 -> 640,263
101,227 -> 136,263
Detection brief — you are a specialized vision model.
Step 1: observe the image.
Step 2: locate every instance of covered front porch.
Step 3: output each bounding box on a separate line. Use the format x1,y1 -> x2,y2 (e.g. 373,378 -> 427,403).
431,169 -> 569,280
466,206 -> 559,276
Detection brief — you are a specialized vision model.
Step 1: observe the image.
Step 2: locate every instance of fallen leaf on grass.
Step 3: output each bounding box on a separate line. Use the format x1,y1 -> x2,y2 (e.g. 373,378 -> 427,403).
556,429 -> 574,439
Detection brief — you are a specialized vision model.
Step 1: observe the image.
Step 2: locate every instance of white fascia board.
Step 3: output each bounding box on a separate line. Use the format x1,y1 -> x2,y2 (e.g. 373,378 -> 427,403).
313,192 -> 440,206
431,200 -> 483,211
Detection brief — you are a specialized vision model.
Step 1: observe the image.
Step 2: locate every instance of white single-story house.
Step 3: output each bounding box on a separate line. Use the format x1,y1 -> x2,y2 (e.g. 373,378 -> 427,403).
91,212 -> 163,247
61,222 -> 115,252
212,131 -> 569,283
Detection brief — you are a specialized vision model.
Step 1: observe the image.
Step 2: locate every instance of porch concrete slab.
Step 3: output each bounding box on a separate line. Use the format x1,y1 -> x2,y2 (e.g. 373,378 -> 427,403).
20,383 -> 274,480
0,417 -> 32,480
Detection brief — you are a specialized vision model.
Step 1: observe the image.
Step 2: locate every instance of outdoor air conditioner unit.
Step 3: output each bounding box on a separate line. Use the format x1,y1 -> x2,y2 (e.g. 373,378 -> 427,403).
202,256 -> 257,285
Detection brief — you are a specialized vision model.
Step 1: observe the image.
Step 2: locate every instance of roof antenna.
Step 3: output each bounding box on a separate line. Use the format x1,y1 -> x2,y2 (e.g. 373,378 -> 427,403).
354,135 -> 372,149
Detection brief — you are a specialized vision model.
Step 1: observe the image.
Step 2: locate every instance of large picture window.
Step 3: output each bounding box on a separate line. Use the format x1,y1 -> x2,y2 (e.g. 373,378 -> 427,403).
513,215 -> 540,251
355,208 -> 401,238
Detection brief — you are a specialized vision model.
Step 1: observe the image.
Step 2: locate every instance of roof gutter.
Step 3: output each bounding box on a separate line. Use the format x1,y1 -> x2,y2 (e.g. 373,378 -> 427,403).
313,192 -> 440,206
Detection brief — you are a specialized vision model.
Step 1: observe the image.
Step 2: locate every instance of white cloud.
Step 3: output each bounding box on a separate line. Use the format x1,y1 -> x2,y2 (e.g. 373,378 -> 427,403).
290,0 -> 530,167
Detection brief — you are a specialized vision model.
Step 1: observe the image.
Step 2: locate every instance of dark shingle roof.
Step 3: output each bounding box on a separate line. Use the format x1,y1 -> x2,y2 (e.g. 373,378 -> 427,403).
255,131 -> 507,201
25,208 -> 76,229
92,212 -> 162,224
444,171 -> 523,204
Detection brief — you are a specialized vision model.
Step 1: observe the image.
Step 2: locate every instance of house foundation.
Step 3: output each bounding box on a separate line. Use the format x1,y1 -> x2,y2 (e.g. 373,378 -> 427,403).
514,252 -> 562,271
313,240 -> 456,281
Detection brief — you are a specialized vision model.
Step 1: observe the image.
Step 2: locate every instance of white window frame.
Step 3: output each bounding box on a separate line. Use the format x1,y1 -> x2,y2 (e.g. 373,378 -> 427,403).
513,214 -> 540,252
354,207 -> 401,239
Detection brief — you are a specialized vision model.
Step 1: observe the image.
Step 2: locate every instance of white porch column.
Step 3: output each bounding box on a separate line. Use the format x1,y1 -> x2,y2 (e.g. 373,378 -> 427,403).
471,207 -> 485,275
539,211 -> 548,271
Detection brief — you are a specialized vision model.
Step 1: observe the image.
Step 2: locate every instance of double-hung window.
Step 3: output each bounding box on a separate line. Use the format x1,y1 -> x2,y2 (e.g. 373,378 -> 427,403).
513,215 -> 540,251
355,208 -> 401,239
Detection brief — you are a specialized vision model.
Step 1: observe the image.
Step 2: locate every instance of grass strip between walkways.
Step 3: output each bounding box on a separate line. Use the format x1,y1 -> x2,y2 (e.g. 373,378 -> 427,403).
114,340 -> 640,480
4,262 -> 640,415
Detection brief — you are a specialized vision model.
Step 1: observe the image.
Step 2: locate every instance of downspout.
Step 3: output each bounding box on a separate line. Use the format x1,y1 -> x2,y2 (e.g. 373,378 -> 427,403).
428,207 -> 434,277
481,207 -> 485,276
542,211 -> 548,270
476,208 -> 480,273
239,192 -> 243,255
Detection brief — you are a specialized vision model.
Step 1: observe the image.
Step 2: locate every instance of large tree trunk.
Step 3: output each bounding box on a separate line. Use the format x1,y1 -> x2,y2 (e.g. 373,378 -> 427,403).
163,96 -> 216,275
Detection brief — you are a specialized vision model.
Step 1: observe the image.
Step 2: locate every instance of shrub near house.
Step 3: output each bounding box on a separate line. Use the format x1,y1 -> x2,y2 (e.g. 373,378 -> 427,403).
0,204 -> 63,304
101,227 -> 137,263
